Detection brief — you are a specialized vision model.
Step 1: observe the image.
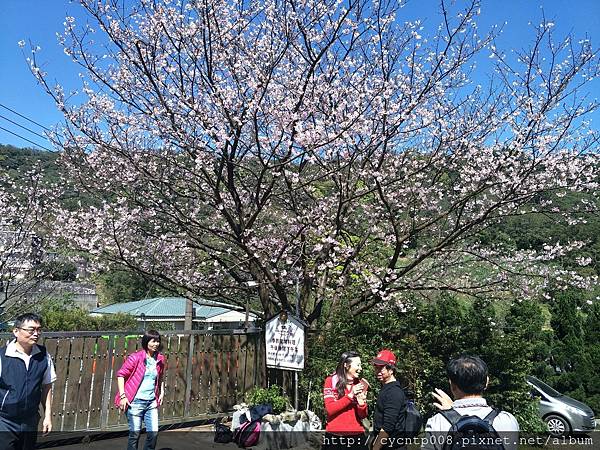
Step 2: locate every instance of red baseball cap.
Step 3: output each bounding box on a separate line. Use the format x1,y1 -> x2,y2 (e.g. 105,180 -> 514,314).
371,349 -> 397,367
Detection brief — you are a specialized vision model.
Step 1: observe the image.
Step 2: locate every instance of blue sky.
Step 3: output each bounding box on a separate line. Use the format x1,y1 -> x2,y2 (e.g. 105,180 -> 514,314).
1,0 -> 599,150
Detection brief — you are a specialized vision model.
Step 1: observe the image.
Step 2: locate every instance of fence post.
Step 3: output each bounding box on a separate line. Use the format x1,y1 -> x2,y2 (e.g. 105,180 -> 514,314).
184,334 -> 195,418
255,332 -> 261,387
100,335 -> 115,430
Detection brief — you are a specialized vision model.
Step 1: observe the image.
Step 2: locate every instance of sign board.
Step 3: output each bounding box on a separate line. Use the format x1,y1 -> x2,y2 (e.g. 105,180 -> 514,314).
265,311 -> 305,371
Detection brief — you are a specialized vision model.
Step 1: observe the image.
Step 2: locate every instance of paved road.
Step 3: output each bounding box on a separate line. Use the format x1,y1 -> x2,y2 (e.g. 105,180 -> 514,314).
38,424 -> 321,450
39,424 -> 241,450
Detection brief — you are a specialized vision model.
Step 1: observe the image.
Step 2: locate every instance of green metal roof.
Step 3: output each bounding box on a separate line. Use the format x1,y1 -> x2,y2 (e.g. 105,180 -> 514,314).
91,297 -> 243,319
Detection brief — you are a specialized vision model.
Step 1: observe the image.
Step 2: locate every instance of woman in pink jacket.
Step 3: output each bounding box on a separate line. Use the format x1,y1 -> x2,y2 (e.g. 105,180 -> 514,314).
115,330 -> 166,450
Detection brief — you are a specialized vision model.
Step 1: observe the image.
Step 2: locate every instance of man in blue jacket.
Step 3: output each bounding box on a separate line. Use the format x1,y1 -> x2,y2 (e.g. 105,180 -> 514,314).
0,313 -> 56,450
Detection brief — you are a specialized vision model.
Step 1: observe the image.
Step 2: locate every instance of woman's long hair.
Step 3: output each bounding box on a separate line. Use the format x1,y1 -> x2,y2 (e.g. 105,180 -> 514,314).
334,351 -> 360,398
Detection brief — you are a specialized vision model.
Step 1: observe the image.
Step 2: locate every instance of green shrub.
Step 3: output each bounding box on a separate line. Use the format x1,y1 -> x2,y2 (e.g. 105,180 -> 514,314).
38,298 -> 138,331
145,321 -> 176,331
246,385 -> 289,413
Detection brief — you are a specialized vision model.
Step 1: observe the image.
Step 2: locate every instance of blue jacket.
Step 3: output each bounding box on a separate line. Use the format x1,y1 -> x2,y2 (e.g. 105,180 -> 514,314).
0,344 -> 47,422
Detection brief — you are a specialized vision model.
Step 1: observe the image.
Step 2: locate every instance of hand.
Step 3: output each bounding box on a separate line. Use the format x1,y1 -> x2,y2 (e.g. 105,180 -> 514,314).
356,391 -> 367,405
119,397 -> 130,412
348,383 -> 364,399
42,416 -> 52,435
432,388 -> 453,410
158,392 -> 164,407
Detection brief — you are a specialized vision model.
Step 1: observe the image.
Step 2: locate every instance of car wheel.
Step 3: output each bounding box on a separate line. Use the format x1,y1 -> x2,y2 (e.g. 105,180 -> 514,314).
545,414 -> 570,437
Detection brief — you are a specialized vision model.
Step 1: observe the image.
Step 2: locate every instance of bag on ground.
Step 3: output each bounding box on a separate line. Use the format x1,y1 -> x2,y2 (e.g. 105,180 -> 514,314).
214,418 -> 234,443
233,418 -> 261,448
250,403 -> 273,421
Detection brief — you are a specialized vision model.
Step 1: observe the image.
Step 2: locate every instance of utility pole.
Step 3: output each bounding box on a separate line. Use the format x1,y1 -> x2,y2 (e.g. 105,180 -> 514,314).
294,279 -> 300,411
184,296 -> 194,330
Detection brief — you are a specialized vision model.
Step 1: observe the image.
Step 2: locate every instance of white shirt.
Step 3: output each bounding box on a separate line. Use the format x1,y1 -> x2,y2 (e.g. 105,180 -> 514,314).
421,398 -> 519,450
0,340 -> 57,385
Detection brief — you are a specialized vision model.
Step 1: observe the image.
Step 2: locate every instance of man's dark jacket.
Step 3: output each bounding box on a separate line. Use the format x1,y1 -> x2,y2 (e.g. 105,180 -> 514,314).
0,345 -> 47,422
373,380 -> 408,448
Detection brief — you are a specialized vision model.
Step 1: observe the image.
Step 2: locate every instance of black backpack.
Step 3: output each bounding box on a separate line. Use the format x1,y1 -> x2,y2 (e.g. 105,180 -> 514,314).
403,400 -> 423,438
391,385 -> 423,438
440,408 -> 505,450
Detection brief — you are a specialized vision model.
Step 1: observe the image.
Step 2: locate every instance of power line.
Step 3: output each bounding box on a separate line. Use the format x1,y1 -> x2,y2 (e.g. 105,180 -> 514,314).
0,113 -> 50,142
0,103 -> 54,134
0,126 -> 53,152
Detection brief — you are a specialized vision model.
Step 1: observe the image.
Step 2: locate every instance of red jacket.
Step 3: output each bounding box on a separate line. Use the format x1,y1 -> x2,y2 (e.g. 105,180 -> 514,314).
323,374 -> 368,435
114,350 -> 165,407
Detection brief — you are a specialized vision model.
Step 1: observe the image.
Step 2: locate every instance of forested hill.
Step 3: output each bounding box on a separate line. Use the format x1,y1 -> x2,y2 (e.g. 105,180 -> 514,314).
0,144 -> 85,208
0,144 -> 60,181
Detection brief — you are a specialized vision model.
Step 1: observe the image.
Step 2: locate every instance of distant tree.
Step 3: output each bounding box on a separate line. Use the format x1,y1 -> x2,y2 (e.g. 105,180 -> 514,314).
31,0 -> 600,324
93,311 -> 139,331
95,268 -> 163,305
36,259 -> 77,282
487,299 -> 549,431
548,289 -> 586,381
144,321 -> 175,331
581,301 -> 600,413
504,298 -> 552,376
39,298 -> 138,331
543,289 -> 600,414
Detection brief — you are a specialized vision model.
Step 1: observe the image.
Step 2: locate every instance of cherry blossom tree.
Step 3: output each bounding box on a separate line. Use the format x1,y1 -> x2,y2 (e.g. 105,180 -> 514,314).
30,0 -> 599,325
0,168 -> 53,317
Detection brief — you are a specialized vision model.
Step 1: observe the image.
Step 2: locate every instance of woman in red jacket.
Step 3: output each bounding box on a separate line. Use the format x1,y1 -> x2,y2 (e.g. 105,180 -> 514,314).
115,330 -> 165,450
322,351 -> 369,450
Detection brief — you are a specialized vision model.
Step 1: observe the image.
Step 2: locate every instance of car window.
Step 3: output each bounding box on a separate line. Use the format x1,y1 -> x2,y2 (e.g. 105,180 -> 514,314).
530,389 -> 549,402
527,377 -> 562,397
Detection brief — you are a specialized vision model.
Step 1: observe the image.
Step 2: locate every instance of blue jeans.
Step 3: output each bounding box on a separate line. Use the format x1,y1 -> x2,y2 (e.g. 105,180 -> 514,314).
127,398 -> 158,450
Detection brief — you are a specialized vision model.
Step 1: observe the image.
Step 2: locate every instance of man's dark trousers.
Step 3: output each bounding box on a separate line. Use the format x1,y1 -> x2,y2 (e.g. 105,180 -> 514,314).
0,415 -> 39,450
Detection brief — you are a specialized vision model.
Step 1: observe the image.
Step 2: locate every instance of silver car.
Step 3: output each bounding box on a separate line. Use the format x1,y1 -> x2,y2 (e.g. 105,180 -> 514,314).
527,376 -> 596,436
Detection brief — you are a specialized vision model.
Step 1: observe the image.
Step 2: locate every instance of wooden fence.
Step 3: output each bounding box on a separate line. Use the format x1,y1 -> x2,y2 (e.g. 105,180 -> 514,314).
0,329 -> 265,432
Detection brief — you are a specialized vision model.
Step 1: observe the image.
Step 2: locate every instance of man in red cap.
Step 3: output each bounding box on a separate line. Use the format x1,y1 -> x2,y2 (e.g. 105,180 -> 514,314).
370,349 -> 407,450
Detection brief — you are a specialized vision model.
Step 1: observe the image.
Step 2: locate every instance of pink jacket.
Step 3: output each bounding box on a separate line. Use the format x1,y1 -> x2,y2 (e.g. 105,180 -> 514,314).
114,350 -> 166,408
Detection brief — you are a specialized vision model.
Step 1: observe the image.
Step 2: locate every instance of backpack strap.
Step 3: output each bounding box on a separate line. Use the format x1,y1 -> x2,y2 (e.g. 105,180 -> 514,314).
483,408 -> 500,425
440,409 -> 463,427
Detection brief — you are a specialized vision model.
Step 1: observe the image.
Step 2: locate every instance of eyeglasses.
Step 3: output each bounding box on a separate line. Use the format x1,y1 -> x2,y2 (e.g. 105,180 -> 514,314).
18,327 -> 43,335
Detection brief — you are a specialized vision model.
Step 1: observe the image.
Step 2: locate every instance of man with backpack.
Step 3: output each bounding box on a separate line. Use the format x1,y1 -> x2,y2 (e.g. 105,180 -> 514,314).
421,355 -> 519,450
370,349 -> 410,450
